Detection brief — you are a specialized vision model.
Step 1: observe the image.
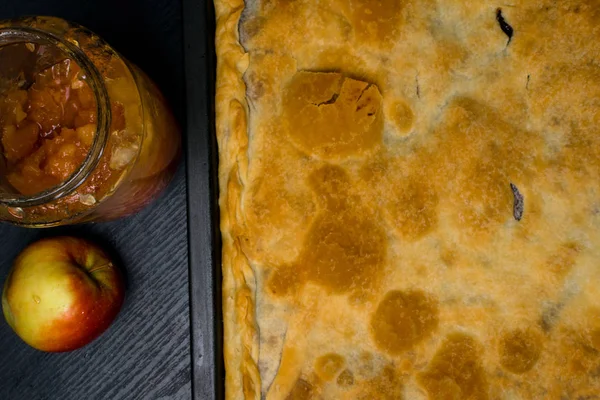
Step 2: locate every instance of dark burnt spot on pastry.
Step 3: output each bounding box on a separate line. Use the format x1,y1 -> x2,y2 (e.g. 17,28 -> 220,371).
283,71 -> 383,160
356,365 -> 403,400
371,290 -> 439,354
355,83 -> 373,111
314,353 -> 345,381
286,378 -> 314,400
417,333 -> 489,400
337,369 -> 355,387
499,328 -> 543,374
526,74 -> 531,90
267,165 -> 387,296
313,93 -> 339,107
496,8 -> 514,45
510,183 -> 524,221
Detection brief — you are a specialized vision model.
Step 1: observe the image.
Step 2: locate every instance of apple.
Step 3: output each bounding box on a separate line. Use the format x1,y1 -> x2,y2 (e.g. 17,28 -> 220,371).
2,236 -> 124,352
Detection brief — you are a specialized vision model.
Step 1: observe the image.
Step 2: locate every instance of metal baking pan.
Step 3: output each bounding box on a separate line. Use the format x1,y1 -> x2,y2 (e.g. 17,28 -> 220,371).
183,0 -> 224,399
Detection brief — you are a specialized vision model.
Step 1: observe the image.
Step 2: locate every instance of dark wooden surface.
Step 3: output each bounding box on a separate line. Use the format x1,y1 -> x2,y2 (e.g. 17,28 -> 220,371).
0,1 -> 191,399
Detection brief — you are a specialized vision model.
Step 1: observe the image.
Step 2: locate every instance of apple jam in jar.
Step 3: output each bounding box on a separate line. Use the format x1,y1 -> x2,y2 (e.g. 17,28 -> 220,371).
0,17 -> 181,226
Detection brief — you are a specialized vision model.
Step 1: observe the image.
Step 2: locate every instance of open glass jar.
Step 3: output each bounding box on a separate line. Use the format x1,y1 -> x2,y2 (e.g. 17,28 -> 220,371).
0,16 -> 181,227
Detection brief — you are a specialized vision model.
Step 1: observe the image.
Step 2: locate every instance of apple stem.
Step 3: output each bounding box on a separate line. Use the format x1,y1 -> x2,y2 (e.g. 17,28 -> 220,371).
87,262 -> 113,274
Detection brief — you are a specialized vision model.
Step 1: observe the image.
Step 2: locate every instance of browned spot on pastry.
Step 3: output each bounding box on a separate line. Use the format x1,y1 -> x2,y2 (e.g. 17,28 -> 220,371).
347,0 -> 405,45
357,352 -> 375,375
535,244 -> 582,314
308,163 -> 351,209
434,98 -> 538,240
388,100 -> 415,135
245,52 -> 297,104
359,158 -> 389,184
314,353 -> 345,381
243,145 -> 316,264
337,369 -> 355,387
313,48 -> 384,91
388,178 -> 439,241
363,153 -> 440,242
499,328 -> 543,374
245,71 -> 265,101
546,242 -> 581,279
242,0 -> 357,52
268,265 -> 304,298
573,390 -> 600,400
286,378 -> 315,400
511,3 -> 600,87
590,329 -> 600,351
581,309 -> 600,352
371,290 -> 439,354
268,165 -> 387,295
376,97 -> 537,245
283,71 -> 383,160
243,373 -> 257,399
417,333 -> 489,400
545,325 -> 600,397
433,39 -> 468,77
540,302 -> 563,332
458,164 -> 513,235
529,64 -> 600,179
271,209 -> 386,294
239,15 -> 267,43
440,246 -> 458,267
356,365 -> 403,400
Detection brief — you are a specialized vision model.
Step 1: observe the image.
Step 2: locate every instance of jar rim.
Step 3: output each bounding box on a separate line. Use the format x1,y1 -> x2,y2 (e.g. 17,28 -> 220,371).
0,24 -> 111,207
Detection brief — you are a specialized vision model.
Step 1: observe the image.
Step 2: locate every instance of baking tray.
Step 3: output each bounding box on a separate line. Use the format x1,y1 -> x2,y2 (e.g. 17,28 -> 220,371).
183,0 -> 224,399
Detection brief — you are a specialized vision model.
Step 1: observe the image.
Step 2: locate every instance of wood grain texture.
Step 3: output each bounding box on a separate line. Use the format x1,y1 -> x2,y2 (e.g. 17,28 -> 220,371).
0,1 -> 191,399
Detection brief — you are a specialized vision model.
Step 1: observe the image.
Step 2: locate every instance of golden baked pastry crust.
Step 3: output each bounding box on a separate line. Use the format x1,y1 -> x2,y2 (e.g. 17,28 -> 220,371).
214,0 -> 600,398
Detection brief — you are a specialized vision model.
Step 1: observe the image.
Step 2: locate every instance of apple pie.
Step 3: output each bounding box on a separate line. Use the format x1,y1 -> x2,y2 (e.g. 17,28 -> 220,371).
214,0 -> 600,398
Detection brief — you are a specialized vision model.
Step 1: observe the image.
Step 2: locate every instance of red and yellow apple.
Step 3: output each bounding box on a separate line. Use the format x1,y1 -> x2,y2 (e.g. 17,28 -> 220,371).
2,236 -> 124,352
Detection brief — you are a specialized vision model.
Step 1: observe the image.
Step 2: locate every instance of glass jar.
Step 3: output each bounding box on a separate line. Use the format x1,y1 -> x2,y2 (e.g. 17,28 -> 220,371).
0,16 -> 181,227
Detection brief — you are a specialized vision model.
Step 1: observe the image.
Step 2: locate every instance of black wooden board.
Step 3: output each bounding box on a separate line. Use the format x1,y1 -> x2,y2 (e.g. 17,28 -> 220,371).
0,1 -> 194,399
